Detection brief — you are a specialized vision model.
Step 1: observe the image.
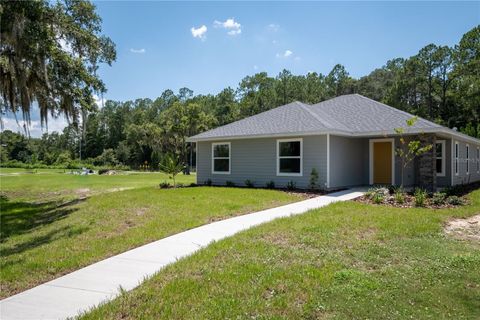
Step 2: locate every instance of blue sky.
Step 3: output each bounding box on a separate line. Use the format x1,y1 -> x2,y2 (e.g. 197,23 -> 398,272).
3,1 -> 479,136
96,1 -> 479,100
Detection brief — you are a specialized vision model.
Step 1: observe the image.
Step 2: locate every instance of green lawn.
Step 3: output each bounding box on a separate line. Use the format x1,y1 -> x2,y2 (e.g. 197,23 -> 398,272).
80,189 -> 480,320
0,168 -> 195,202
0,168 -> 302,298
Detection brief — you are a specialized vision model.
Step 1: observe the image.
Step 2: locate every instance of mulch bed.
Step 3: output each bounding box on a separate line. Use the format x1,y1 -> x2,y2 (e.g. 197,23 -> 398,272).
355,194 -> 468,209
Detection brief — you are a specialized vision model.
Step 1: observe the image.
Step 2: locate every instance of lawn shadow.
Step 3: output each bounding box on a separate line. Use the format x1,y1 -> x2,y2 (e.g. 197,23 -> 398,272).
0,198 -> 85,242
1,225 -> 88,257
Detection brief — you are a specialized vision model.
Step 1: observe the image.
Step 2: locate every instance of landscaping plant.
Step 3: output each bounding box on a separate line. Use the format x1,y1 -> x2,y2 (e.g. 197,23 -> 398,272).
286,180 -> 296,190
414,188 -> 428,207
265,180 -> 275,189
244,180 -> 255,188
432,192 -> 447,206
394,187 -> 406,204
159,154 -> 184,188
309,168 -> 319,191
394,117 -> 433,188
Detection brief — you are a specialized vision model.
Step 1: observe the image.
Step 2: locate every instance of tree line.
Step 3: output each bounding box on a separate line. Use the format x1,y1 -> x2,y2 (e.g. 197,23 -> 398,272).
1,26 -> 478,170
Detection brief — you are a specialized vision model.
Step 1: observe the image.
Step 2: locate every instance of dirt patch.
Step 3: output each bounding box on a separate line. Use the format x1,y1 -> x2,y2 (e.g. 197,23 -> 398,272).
444,214 -> 480,241
106,187 -> 133,193
75,188 -> 91,199
135,207 -> 149,216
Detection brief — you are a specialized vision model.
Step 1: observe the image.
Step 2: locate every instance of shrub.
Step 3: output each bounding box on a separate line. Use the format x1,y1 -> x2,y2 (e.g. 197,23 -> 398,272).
159,181 -> 170,189
394,187 -> 406,204
387,185 -> 396,195
98,168 -> 109,175
176,183 -> 185,188
189,183 -> 197,187
432,192 -> 447,206
366,187 -> 388,200
444,184 -> 466,197
286,180 -> 296,191
446,196 -> 463,206
204,179 -> 212,186
372,192 -> 384,204
309,168 -> 319,190
414,188 -> 427,207
226,181 -> 236,187
244,179 -> 255,188
265,180 -> 275,189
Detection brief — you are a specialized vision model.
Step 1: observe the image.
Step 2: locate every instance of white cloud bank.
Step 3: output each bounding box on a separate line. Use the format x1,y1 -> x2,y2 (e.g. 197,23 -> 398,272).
191,25 -> 207,40
214,18 -> 241,36
1,116 -> 69,138
130,48 -> 146,54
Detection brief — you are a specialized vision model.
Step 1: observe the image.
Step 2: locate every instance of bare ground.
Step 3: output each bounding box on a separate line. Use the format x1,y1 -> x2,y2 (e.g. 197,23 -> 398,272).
444,214 -> 480,241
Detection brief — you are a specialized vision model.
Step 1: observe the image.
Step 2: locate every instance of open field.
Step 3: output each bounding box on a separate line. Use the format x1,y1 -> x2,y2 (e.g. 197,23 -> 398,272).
80,189 -> 480,320
0,168 -> 196,202
0,168 -> 302,298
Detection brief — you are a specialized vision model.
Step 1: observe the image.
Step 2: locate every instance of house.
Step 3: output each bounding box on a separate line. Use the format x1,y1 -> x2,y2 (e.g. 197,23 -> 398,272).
187,94 -> 480,191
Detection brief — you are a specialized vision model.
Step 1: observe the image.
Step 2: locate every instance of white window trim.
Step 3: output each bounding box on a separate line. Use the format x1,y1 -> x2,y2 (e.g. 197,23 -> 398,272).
211,142 -> 231,174
466,143 -> 470,175
454,141 -> 459,176
436,140 -> 446,177
477,146 -> 479,174
276,138 -> 303,177
369,138 -> 395,185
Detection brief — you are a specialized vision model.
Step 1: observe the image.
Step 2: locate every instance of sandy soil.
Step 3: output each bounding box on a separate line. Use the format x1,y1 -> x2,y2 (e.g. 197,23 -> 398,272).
444,214 -> 480,241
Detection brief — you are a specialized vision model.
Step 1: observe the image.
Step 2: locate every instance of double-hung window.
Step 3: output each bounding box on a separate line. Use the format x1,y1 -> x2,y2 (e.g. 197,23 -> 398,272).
212,142 -> 230,174
435,140 -> 445,176
277,138 -> 302,176
454,142 -> 459,176
466,144 -> 470,175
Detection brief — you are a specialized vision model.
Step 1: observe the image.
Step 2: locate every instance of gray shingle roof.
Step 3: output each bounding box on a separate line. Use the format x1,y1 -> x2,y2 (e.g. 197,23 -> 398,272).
188,94 -> 446,141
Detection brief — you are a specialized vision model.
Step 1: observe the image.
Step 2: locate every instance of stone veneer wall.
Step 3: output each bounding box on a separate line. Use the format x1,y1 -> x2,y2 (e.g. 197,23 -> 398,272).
415,134 -> 437,191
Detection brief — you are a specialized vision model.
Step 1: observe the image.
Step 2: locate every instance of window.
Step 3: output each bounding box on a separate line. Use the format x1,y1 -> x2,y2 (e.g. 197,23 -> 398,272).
212,142 -> 230,174
435,140 -> 445,176
277,138 -> 302,176
454,142 -> 459,176
477,147 -> 479,173
466,144 -> 470,174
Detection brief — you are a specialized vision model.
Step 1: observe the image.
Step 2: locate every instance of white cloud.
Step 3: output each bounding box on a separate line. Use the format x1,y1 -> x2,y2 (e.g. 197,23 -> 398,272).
130,48 -> 146,54
191,25 -> 208,40
267,24 -> 280,32
284,50 -> 293,57
1,116 -> 68,138
214,18 -> 241,36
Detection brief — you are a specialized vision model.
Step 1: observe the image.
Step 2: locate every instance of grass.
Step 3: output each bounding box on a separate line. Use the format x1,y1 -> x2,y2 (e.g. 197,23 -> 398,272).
0,167 -> 195,202
0,168 -> 302,298
80,189 -> 480,320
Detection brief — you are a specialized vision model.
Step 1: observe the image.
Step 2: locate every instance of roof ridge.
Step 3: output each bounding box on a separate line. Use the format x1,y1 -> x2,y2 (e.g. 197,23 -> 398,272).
297,102 -> 335,130
353,94 -> 442,128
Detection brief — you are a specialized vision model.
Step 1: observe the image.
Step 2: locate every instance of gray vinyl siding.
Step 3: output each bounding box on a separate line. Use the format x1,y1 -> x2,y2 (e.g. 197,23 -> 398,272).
329,136 -> 369,188
197,135 -> 327,189
393,136 -> 416,187
451,139 -> 480,186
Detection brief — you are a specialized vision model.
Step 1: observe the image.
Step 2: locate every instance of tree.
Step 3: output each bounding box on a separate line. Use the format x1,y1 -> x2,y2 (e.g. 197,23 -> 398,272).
159,153 -> 183,187
394,117 -> 433,187
0,0 -> 116,128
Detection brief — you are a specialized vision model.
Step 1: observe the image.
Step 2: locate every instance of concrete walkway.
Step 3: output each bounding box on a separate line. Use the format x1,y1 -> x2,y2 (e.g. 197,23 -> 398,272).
0,189 -> 363,320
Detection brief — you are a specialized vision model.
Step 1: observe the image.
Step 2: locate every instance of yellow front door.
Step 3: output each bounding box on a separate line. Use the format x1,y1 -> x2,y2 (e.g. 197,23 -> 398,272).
373,141 -> 392,184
